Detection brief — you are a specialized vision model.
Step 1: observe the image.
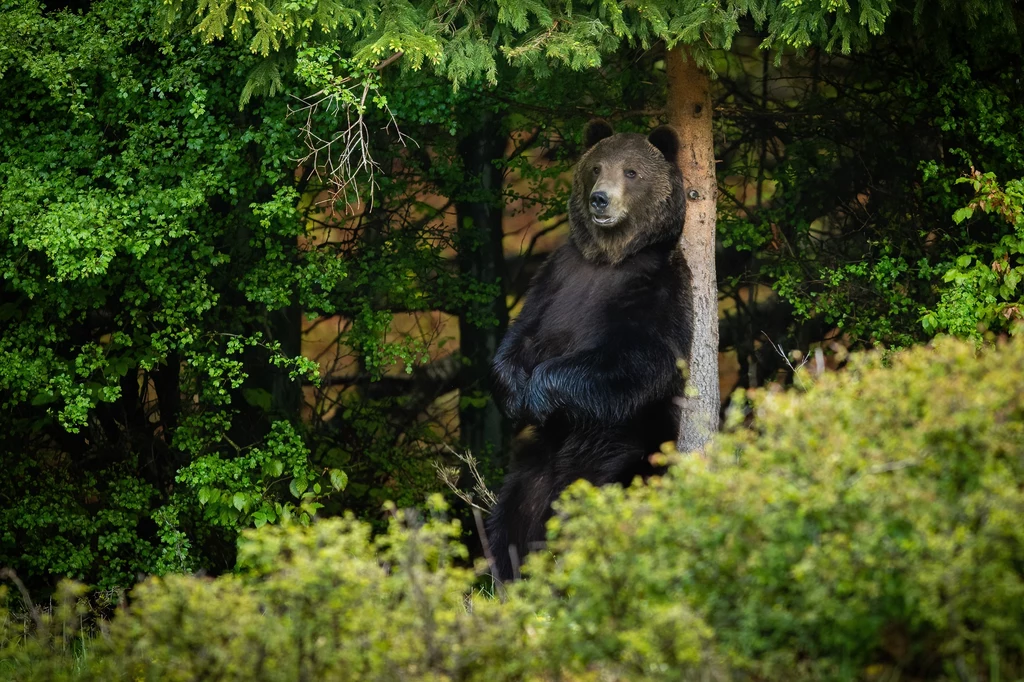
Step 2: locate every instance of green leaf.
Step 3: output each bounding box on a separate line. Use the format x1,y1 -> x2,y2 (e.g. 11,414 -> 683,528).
233,492 -> 246,511
329,468 -> 348,491
952,206 -> 974,224
242,388 -> 273,412
113,357 -> 132,377
1005,267 -> 1022,293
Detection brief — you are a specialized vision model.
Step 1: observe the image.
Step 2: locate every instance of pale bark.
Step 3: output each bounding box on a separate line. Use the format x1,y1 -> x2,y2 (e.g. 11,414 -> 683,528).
666,47 -> 720,452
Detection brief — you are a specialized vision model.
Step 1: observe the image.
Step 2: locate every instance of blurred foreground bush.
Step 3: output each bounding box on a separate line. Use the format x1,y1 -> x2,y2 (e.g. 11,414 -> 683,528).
3,336 -> 1023,681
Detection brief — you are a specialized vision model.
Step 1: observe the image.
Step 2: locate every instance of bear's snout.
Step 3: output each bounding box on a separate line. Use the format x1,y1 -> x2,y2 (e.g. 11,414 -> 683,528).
588,184 -> 624,226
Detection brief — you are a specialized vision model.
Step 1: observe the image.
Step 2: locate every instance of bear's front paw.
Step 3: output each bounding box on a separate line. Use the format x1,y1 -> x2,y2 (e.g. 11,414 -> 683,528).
524,387 -> 554,424
524,360 -> 562,424
492,361 -> 530,421
502,392 -> 528,426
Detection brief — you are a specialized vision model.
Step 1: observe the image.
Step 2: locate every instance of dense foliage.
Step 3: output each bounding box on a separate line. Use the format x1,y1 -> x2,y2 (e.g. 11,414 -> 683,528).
3,335 -> 1023,680
716,47 -> 1024,353
3,0 -> 1023,676
0,0 -> 499,588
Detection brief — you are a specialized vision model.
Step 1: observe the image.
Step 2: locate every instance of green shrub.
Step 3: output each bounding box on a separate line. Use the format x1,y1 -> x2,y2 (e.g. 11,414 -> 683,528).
0,579 -> 91,682
3,498 -> 532,682
3,336 -> 1024,681
535,335 -> 1024,680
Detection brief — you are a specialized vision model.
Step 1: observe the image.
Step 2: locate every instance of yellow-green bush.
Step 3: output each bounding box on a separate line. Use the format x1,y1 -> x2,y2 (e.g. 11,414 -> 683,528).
4,500 -> 533,682
3,337 -> 1023,681
534,335 -> 1024,680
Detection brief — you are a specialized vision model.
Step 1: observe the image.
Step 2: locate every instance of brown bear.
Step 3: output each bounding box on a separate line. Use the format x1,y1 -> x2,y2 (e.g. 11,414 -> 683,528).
487,120 -> 693,580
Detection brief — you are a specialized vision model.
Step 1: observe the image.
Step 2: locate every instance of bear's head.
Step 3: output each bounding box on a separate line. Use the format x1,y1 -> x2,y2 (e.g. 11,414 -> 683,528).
568,120 -> 685,264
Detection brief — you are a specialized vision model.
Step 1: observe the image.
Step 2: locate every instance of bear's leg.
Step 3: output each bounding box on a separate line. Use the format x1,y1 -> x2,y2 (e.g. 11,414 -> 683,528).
486,460 -> 555,582
487,434 -> 643,581
486,419 -> 670,581
552,428 -> 650,491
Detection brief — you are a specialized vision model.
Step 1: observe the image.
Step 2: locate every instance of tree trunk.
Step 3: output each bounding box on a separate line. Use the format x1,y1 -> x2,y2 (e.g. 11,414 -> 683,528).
456,116 -> 511,463
666,47 -> 720,452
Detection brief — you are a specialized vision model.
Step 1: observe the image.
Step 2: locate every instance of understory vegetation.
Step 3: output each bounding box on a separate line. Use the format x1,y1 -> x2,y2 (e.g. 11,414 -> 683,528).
4,335 -> 1023,681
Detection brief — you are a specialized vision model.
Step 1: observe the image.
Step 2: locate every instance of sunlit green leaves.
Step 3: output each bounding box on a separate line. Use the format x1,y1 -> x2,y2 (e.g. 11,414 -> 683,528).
925,171 -> 1024,337
177,421 -> 339,529
329,467 -> 348,490
0,0 -> 349,586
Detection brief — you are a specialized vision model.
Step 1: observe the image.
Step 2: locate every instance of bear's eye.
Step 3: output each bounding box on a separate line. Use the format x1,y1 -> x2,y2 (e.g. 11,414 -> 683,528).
624,169 -> 637,179
592,166 -> 600,176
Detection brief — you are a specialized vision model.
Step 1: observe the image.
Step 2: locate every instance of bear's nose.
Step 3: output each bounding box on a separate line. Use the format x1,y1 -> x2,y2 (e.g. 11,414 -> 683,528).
590,191 -> 609,211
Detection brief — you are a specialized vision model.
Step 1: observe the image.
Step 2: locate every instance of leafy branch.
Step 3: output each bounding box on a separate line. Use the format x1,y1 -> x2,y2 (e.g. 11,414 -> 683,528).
291,50 -> 411,212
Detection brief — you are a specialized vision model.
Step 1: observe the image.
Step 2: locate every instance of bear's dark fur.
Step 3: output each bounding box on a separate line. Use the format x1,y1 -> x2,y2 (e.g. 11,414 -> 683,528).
486,120 -> 694,580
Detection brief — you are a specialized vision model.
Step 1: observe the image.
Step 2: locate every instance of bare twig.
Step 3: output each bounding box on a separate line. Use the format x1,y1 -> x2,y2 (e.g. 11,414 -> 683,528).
433,446 -> 498,513
508,544 -> 521,582
845,453 -> 932,489
0,568 -> 43,632
762,331 -> 811,373
373,51 -> 405,72
471,508 -> 508,597
508,219 -> 568,309
289,51 -> 412,213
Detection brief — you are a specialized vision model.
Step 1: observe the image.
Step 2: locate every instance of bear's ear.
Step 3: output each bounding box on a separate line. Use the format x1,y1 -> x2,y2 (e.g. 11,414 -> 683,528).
647,125 -> 680,165
583,119 -> 614,149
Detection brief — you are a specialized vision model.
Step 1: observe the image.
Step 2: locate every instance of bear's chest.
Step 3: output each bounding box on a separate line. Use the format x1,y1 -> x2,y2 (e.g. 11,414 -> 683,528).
530,250 -> 664,358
